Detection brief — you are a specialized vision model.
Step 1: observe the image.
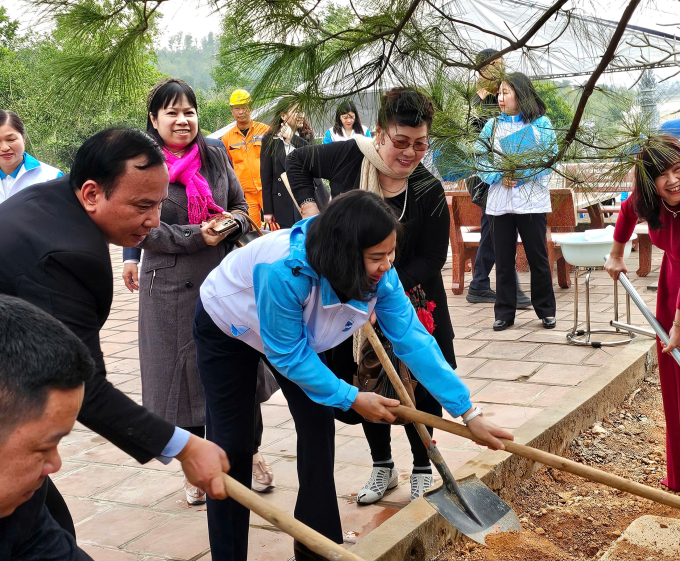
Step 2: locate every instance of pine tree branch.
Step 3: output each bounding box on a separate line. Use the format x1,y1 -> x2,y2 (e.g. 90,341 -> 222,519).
475,0 -> 570,71
545,0 -> 642,168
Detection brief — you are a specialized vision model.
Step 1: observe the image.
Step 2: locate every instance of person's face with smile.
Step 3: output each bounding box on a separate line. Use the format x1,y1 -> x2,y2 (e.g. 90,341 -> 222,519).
149,95 -> 199,152
375,124 -> 429,175
0,124 -> 26,177
0,386 -> 84,518
364,230 -> 397,284
655,160 -> 680,206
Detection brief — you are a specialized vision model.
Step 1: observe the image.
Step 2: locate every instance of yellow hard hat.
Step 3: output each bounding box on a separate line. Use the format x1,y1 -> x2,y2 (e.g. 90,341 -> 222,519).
230,89 -> 252,106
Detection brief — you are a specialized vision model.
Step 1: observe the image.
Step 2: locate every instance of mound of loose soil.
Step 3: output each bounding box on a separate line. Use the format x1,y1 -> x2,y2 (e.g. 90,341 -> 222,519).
437,370 -> 680,561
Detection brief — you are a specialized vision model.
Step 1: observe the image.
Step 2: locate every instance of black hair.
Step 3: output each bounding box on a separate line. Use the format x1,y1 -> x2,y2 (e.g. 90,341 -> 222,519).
306,190 -> 401,302
475,48 -> 500,65
0,296 -> 94,443
0,110 -> 26,137
500,72 -> 546,124
333,100 -> 365,137
629,134 -> 680,230
70,128 -> 165,198
146,77 -> 227,186
377,87 -> 435,132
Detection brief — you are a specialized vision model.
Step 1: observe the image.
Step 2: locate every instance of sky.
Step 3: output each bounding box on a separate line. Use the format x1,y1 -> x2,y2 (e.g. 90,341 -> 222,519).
2,0 -> 222,46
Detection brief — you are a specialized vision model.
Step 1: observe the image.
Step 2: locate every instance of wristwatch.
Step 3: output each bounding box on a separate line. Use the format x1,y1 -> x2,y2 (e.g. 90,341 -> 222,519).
462,407 -> 483,426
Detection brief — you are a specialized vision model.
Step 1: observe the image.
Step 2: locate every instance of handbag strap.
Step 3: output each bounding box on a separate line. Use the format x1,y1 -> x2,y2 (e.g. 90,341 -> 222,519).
232,209 -> 265,237
280,172 -> 303,214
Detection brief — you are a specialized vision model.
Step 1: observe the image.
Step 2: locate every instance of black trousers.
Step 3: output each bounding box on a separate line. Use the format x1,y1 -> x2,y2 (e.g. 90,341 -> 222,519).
470,206 -> 523,293
470,206 -> 495,291
182,410 -> 264,450
489,212 -> 556,322
193,299 -> 342,561
363,386 -> 442,466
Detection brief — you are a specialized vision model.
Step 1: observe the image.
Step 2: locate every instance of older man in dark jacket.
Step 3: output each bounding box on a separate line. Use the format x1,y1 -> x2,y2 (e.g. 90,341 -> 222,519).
0,128 -> 229,540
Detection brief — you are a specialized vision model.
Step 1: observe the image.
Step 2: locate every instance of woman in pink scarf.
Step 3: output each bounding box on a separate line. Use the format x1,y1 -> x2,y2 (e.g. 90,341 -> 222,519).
120,78 -> 266,506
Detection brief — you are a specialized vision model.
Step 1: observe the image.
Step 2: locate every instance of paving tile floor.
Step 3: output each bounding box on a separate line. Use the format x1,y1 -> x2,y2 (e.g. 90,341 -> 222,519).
58,244 -> 661,560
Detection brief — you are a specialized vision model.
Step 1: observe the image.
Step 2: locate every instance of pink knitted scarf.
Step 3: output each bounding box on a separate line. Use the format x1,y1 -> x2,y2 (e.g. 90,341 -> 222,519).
163,143 -> 224,224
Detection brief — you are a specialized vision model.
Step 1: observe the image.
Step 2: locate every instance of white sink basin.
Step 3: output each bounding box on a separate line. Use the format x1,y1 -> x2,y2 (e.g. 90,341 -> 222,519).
556,230 -> 637,267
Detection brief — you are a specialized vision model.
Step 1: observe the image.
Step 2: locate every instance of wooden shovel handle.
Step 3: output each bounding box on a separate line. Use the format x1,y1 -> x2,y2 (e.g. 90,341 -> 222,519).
389,405 -> 680,511
221,473 -> 363,560
360,323 -> 433,445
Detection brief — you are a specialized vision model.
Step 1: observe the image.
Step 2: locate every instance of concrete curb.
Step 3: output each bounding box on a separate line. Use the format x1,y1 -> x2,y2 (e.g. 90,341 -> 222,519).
349,337 -> 656,560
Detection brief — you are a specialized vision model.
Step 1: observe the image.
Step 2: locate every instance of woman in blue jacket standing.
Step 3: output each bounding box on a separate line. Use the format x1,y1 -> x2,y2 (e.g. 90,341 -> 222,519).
475,73 -> 558,332
193,189 -> 512,561
0,111 -> 62,204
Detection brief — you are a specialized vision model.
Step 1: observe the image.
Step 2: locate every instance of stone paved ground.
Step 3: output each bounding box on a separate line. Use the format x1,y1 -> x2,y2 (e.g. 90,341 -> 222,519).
58,244 -> 661,560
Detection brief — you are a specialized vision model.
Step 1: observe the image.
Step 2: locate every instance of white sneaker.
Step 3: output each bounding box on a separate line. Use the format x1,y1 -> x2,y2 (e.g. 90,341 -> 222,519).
184,477 -> 206,505
357,466 -> 398,504
410,473 -> 434,501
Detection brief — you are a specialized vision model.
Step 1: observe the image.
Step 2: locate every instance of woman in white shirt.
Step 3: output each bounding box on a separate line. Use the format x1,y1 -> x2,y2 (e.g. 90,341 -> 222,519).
0,111 -> 62,204
322,100 -> 372,144
475,73 -> 558,332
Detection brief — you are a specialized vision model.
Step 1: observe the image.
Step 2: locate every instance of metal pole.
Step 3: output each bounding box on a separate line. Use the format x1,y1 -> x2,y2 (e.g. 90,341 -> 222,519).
610,320 -> 656,339
616,271 -> 680,367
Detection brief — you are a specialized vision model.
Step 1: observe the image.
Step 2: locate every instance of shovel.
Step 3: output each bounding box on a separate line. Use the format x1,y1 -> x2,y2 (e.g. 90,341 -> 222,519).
389,405 -> 680,510
361,324 -> 521,545
221,473 -> 363,560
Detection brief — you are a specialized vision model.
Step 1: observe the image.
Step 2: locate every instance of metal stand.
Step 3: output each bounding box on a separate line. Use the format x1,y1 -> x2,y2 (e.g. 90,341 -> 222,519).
566,267 -> 636,347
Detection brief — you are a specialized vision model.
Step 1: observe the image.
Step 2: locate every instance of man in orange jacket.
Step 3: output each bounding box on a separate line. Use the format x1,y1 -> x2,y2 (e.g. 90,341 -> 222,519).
222,89 -> 270,224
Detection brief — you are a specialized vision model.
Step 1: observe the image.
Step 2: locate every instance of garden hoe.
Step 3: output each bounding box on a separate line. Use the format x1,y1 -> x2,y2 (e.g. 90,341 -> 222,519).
361,323 -> 521,545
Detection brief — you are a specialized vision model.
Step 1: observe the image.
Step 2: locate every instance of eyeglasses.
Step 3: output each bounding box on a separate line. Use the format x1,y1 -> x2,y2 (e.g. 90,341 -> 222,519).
385,132 -> 430,152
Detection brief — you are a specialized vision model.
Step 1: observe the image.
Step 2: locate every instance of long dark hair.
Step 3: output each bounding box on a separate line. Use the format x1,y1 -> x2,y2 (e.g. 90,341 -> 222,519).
501,73 -> 546,124
306,190 -> 401,302
146,78 -> 226,185
0,110 -> 26,137
629,134 -> 680,230
333,100 -> 365,136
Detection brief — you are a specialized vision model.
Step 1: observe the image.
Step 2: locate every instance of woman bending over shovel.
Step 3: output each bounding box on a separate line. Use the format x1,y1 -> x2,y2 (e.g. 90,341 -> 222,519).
193,190 -> 512,561
605,134 -> 680,491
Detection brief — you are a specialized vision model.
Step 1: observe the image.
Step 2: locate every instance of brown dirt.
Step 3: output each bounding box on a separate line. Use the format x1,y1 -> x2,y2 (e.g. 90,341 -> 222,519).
437,369 -> 680,561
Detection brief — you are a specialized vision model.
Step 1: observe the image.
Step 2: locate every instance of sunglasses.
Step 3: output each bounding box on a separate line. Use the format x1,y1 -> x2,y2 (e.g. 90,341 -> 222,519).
385,132 -> 430,152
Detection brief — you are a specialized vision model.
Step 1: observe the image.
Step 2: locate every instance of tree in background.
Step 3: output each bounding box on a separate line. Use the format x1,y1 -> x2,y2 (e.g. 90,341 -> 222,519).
11,0 -> 680,189
0,7 -> 159,171
156,31 -> 218,91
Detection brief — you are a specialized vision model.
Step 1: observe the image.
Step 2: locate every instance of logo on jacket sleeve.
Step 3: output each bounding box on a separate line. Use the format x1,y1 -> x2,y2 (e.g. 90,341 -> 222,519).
342,315 -> 356,332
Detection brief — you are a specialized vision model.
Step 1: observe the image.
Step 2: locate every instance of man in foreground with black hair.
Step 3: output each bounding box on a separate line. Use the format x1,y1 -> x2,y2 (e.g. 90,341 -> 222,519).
0,128 -> 229,539
0,295 -> 93,559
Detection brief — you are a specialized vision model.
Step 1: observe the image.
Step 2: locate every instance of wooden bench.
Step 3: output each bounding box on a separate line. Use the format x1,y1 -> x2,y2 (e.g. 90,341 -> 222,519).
447,188 -> 575,295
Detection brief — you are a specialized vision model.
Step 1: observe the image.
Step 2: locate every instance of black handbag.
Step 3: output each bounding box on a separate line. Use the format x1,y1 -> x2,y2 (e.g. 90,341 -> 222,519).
354,324 -> 418,426
465,175 -> 490,208
233,210 -> 270,246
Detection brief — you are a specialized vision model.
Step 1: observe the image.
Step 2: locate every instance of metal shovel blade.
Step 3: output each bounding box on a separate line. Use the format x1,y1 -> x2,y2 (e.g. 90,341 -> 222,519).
424,474 -> 521,545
